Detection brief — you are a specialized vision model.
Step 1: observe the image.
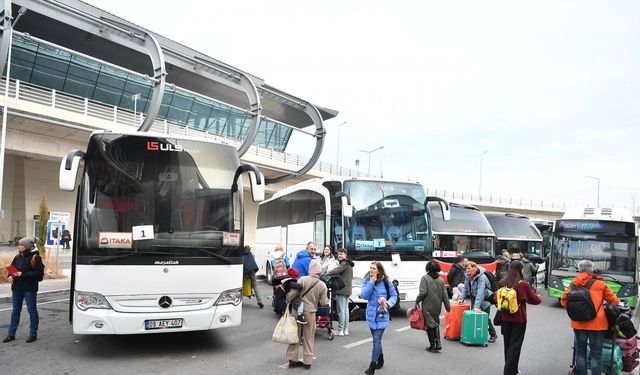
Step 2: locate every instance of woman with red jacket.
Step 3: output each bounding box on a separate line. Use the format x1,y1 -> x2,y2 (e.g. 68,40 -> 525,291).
561,260 -> 619,375
495,260 -> 542,375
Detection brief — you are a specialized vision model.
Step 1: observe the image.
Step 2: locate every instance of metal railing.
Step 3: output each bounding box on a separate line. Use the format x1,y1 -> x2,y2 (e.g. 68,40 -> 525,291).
0,78 -> 370,179
424,187 -> 578,211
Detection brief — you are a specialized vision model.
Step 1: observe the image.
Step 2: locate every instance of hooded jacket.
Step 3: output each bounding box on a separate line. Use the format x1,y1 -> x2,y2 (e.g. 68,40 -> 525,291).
361,275 -> 398,330
292,249 -> 314,277
560,272 -> 620,331
460,266 -> 491,310
325,258 -> 354,295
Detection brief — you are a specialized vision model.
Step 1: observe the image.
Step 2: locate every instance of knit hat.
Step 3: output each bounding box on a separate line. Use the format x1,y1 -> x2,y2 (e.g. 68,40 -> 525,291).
309,260 -> 322,276
18,237 -> 37,250
286,267 -> 300,279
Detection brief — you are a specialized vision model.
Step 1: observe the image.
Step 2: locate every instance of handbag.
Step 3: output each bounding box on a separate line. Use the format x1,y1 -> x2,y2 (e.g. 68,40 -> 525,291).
272,306 -> 299,344
493,310 -> 502,326
408,306 -> 426,331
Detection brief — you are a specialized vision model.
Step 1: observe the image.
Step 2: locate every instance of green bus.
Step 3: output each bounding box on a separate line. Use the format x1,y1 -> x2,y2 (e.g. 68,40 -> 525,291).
546,208 -> 638,308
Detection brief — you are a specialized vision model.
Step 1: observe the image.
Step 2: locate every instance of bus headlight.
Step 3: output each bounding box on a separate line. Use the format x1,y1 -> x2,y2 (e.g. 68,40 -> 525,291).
75,291 -> 112,311
352,277 -> 363,287
617,284 -> 637,298
547,275 -> 564,290
214,288 -> 242,306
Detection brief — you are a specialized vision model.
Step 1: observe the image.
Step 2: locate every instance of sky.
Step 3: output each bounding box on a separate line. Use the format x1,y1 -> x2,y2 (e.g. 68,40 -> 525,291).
85,0 -> 640,211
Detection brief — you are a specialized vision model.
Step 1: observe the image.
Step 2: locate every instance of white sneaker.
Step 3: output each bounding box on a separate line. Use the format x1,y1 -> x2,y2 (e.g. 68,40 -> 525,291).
344,329 -> 349,336
334,329 -> 344,336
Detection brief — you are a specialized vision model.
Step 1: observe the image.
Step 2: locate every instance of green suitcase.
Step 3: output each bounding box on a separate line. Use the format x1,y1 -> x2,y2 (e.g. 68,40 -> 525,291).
460,310 -> 488,346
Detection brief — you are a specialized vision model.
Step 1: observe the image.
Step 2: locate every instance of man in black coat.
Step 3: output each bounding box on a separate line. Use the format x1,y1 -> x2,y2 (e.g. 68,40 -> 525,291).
446,255 -> 468,294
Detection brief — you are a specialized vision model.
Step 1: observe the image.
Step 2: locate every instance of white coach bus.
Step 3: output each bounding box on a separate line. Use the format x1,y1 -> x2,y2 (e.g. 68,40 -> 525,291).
59,131 -> 264,334
254,177 -> 449,305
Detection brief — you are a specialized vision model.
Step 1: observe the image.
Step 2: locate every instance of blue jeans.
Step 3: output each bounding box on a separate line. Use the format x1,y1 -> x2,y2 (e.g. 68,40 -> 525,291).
574,329 -> 605,375
370,328 -> 385,362
8,290 -> 39,337
335,294 -> 349,332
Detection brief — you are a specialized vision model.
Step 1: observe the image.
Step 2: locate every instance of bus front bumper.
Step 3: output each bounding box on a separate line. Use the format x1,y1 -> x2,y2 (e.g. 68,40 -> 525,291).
72,303 -> 242,335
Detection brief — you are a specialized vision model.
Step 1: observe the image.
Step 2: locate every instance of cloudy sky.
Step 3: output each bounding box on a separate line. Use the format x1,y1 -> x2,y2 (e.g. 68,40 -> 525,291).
86,0 -> 640,211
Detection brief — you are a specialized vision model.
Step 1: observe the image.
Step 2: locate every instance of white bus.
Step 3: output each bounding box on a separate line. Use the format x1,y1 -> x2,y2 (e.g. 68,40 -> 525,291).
59,131 -> 264,334
254,177 -> 449,305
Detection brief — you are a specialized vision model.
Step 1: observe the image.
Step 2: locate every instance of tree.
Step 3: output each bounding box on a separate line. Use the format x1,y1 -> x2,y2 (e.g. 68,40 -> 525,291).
37,194 -> 48,260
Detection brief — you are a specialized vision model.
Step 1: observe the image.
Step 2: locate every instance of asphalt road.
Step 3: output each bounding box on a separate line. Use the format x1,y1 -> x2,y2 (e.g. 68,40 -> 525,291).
0,281 -> 637,375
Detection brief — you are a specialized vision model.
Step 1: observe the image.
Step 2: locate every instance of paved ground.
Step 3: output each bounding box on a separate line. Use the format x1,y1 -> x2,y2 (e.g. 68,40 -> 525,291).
2,280 -> 637,375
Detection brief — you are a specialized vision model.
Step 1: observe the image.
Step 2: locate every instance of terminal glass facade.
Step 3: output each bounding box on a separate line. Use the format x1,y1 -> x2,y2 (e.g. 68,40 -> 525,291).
6,35 -> 291,151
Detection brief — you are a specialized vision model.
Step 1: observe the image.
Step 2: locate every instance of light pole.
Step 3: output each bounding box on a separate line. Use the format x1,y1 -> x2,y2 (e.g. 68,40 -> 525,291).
359,146 -> 384,175
585,175 -> 600,207
131,93 -> 140,126
335,121 -> 347,166
478,150 -> 487,199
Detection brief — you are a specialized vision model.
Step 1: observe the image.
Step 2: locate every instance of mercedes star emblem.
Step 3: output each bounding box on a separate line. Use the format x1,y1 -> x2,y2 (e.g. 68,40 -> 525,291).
158,296 -> 172,308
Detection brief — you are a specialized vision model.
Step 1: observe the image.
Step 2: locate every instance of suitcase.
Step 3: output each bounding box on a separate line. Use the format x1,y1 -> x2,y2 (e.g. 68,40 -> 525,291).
615,335 -> 637,351
460,310 -> 488,346
623,354 -> 639,372
444,301 -> 470,340
586,341 -> 622,375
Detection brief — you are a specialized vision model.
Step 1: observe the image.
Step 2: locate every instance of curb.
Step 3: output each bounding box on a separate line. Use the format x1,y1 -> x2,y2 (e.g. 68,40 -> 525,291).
0,288 -> 70,304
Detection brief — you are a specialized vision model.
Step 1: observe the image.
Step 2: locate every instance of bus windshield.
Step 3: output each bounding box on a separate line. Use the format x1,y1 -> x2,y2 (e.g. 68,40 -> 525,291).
343,180 -> 429,255
77,134 -> 242,264
550,220 -> 637,283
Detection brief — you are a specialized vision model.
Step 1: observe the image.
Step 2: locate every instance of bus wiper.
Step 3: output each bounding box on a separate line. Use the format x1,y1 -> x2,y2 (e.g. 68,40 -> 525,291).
90,251 -> 180,264
593,270 -> 619,282
405,251 -> 432,261
355,254 -> 377,261
189,248 -> 235,264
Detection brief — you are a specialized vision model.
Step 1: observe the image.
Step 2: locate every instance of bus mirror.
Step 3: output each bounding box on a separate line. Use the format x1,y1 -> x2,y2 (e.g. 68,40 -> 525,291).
59,150 -> 85,192
249,170 -> 265,202
336,192 -> 352,218
425,196 -> 450,221
233,164 -> 264,202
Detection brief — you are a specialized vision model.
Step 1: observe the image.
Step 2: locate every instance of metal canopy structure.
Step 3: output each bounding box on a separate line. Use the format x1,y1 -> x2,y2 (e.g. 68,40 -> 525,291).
3,0 -> 336,180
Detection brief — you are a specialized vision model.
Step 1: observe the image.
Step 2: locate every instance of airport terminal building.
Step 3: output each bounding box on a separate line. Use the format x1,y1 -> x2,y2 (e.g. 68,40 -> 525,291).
0,0 -> 354,245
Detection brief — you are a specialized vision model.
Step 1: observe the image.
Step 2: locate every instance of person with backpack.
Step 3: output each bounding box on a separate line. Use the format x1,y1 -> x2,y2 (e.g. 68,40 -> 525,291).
458,261 -> 498,343
270,245 -> 291,285
512,252 -> 538,286
494,260 -> 541,375
3,237 -> 44,343
285,260 -> 328,370
495,249 -> 511,282
415,260 -> 451,353
361,261 -> 398,375
324,247 -> 354,336
561,260 -> 619,375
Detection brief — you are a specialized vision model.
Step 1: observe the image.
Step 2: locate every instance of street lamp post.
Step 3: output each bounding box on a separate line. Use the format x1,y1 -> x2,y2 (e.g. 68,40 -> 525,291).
585,175 -> 600,207
335,121 -> 347,167
478,150 -> 487,199
359,146 -> 384,175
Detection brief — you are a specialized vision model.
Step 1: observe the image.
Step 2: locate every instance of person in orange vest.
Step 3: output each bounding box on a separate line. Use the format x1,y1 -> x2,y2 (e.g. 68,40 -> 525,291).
561,260 -> 619,375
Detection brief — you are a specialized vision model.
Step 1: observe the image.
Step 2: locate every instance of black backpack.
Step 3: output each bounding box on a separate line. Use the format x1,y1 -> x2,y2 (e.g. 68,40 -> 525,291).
566,279 -> 599,321
483,272 -> 498,303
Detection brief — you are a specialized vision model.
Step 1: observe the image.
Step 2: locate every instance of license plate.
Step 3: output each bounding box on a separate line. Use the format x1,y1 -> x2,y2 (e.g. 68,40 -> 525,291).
145,319 -> 183,330
399,293 -> 407,300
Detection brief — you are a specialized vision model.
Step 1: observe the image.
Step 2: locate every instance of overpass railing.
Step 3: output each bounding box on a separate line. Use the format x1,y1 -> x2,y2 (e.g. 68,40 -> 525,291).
0,78 -> 369,179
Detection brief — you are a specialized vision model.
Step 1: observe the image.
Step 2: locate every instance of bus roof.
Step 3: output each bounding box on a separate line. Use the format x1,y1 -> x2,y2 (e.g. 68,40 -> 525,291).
265,177 -> 423,202
562,207 -> 634,222
87,130 -> 239,151
483,211 -> 542,241
429,203 -> 495,236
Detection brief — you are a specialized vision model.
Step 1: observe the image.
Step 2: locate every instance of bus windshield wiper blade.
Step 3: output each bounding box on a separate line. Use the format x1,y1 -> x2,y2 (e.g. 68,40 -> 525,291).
90,251 -> 180,264
594,270 -> 619,282
190,248 -> 235,264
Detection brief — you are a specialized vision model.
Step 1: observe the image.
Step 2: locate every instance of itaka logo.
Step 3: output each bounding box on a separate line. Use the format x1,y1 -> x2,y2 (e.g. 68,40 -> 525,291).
146,141 -> 183,152
100,237 -> 132,245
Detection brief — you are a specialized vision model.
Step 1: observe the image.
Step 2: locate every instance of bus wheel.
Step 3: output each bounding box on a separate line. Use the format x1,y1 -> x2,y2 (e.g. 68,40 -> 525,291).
266,263 -> 273,285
